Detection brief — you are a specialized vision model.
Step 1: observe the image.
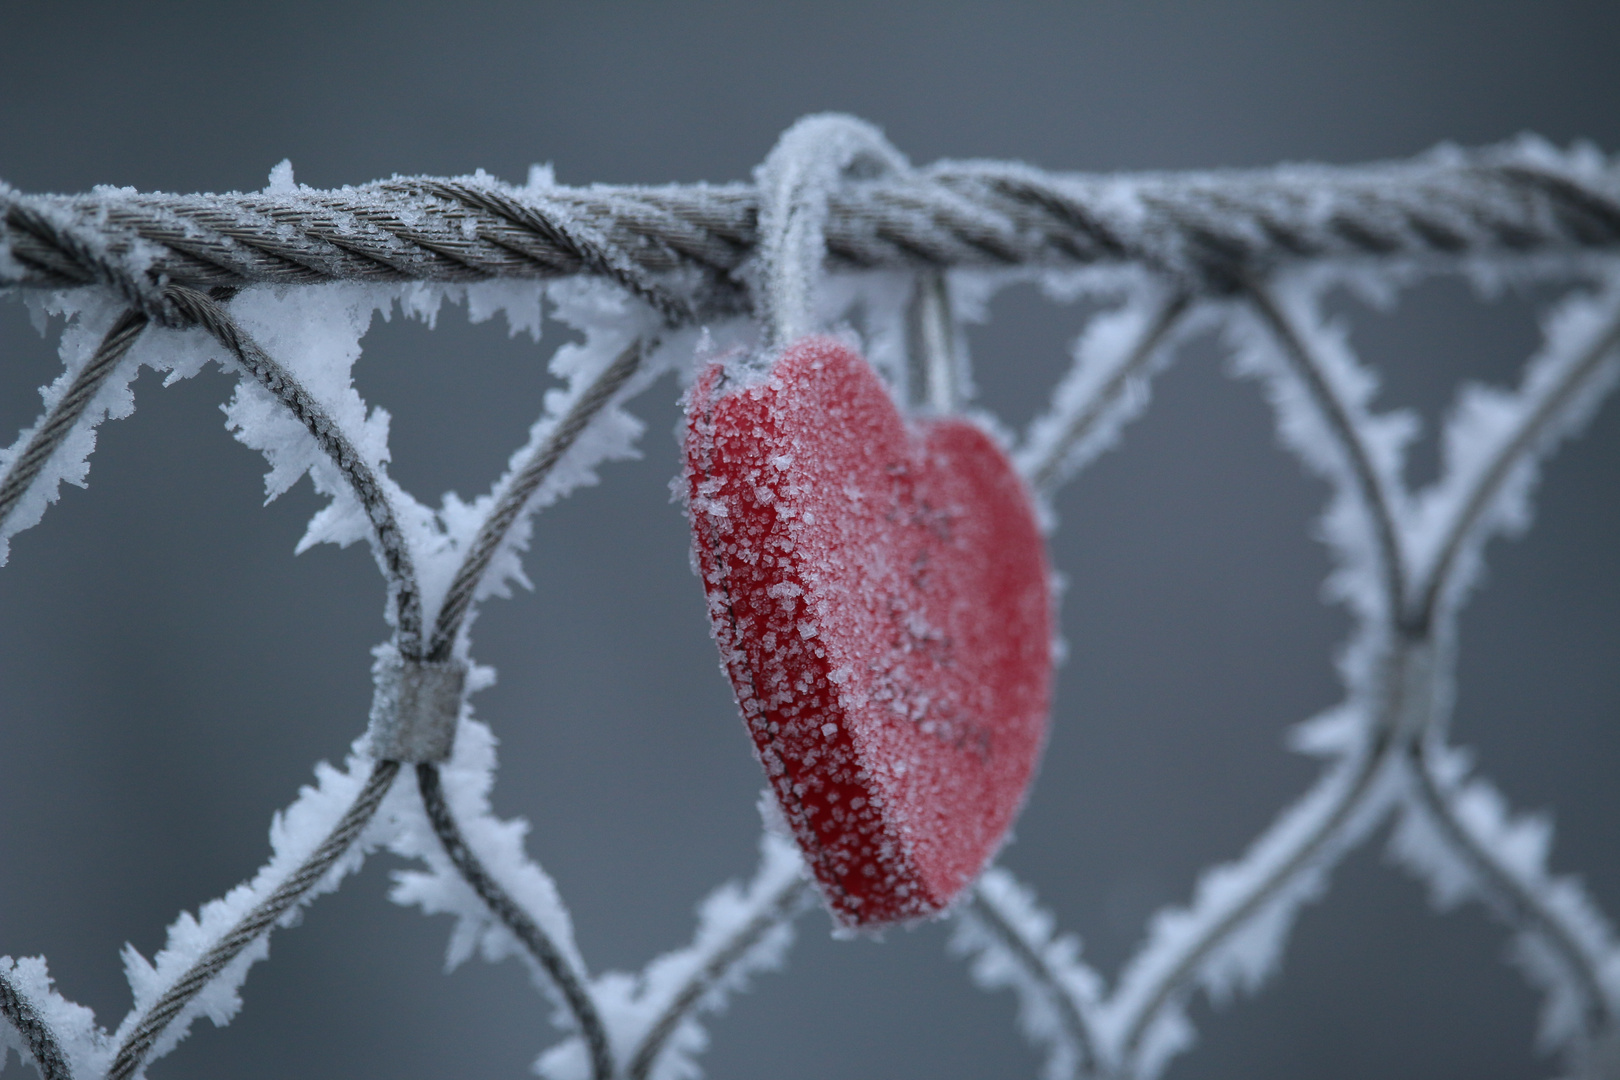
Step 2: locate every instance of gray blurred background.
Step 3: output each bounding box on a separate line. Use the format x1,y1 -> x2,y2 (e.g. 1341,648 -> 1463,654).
1,3 -> 1617,1077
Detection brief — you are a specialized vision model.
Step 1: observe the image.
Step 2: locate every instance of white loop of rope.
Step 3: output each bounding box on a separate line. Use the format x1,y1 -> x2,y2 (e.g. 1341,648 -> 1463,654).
753,113 -> 911,347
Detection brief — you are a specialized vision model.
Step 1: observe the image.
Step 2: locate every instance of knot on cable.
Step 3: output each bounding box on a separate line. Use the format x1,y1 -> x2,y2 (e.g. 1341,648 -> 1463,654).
367,649 -> 467,764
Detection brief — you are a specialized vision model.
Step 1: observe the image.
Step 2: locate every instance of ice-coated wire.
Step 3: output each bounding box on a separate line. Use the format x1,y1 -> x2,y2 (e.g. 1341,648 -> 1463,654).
10,139 -> 1617,317
1408,742 -> 1612,1037
962,885 -> 1099,1073
625,875 -> 813,1080
1247,283 -> 1411,619
1115,283 -> 1421,1061
427,336 -> 646,661
158,285 -> 427,654
5,119 -> 1620,1080
1113,726 -> 1398,1066
399,179 -> 699,327
1022,291 -> 1191,494
107,759 -> 399,1080
0,966 -> 73,1080
0,306 -> 146,533
1413,308 -> 1620,628
414,763 -> 613,1080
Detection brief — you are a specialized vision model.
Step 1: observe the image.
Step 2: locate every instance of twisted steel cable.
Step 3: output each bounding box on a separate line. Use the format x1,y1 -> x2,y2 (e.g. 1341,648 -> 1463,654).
415,763 -> 613,1080
4,143 -> 1619,321
0,307 -> 147,532
106,760 -> 400,1080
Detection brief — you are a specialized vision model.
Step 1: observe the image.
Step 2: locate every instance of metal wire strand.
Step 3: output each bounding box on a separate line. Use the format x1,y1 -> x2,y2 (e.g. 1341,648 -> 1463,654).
414,763 -> 613,1080
1413,304 -> 1620,630
159,285 -> 427,653
0,966 -> 73,1080
1408,740 -> 1615,1055
1247,283 -> 1411,622
961,886 -> 1099,1076
1022,291 -> 1191,494
427,337 -> 646,661
625,876 -> 813,1080
1113,279 -> 1421,1065
107,759 -> 400,1080
6,143 -> 1620,314
0,307 -> 147,533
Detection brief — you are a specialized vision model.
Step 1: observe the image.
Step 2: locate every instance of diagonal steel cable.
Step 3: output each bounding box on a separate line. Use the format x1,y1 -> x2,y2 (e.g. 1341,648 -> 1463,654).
625,875 -> 813,1080
107,759 -> 399,1080
0,965 -> 73,1080
157,285 -> 427,654
1407,741 -> 1615,1048
426,337 -> 647,661
1113,725 -> 1401,1068
414,763 -> 612,1080
961,885 -> 1100,1076
1413,305 -> 1620,630
1247,283 -> 1412,621
1109,280 -> 1421,1067
0,307 -> 148,534
1021,291 -> 1192,495
1392,296 -> 1620,1062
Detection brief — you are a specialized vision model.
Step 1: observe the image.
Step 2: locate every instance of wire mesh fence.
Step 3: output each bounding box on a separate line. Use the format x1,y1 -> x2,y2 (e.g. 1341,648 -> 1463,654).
1,120 -> 1618,1079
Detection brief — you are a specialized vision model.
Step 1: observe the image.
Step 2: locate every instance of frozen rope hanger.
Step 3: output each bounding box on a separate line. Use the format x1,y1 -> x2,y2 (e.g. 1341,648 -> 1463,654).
5,142 -> 1620,305
752,113 -> 912,349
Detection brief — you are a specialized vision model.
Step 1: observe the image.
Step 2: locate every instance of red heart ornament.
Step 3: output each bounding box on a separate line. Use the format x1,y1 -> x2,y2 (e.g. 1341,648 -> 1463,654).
686,335 -> 1053,924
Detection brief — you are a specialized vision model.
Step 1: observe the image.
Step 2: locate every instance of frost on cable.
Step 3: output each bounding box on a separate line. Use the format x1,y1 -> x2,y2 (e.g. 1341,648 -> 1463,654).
0,955 -> 106,1078
950,867 -> 1101,1080
936,257 -> 1620,1080
535,831 -> 808,1080
387,713 -> 587,992
0,288 -> 215,564
110,744 -> 403,1073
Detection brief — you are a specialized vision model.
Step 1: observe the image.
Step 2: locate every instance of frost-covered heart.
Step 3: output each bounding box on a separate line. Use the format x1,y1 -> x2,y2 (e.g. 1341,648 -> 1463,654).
685,336 -> 1053,924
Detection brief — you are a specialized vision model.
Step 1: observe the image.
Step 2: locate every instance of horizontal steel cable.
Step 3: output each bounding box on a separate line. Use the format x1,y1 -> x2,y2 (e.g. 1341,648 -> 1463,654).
107,759 -> 400,1080
4,144 -> 1619,319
